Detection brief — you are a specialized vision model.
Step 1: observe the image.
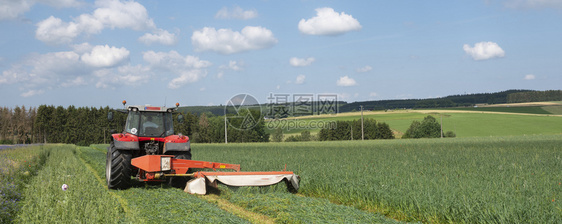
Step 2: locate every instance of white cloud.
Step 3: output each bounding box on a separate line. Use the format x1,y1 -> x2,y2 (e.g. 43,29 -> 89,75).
35,0 -> 155,44
0,0 -> 81,21
92,0 -> 155,30
191,26 -> 278,54
220,60 -> 243,71
21,89 -> 44,97
72,42 -> 93,54
336,75 -> 357,86
143,50 -> 211,69
94,64 -> 151,88
298,7 -> 362,36
369,92 -> 378,97
356,65 -> 372,73
35,16 -> 80,45
1,51 -> 83,87
524,74 -> 536,80
168,70 -> 207,89
295,74 -> 306,84
138,29 -> 178,45
215,6 -> 257,20
503,0 -> 562,9
41,0 -> 83,8
142,51 -> 211,89
0,0 -> 32,21
217,61 -> 243,78
463,41 -> 505,61
290,57 -> 315,67
0,44 -> 148,94
81,45 -> 129,67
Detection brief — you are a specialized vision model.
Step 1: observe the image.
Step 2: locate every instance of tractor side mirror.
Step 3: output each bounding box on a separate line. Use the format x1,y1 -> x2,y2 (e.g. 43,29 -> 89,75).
178,114 -> 184,124
108,111 -> 114,122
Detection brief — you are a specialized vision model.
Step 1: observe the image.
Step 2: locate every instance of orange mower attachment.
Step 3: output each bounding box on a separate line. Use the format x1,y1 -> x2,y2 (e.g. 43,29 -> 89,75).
131,155 -> 300,195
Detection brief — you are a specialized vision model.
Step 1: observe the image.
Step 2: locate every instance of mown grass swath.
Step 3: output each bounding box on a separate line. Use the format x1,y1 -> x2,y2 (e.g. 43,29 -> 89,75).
194,135 -> 562,223
219,186 -> 402,223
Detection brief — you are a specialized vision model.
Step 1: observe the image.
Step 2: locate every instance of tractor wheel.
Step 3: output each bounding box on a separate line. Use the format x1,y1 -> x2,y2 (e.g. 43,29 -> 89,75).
106,142 -> 132,189
167,151 -> 192,188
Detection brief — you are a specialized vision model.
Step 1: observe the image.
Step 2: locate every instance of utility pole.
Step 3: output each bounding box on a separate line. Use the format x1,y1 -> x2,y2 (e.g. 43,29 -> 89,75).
224,115 -> 228,144
440,114 -> 443,138
360,105 -> 364,140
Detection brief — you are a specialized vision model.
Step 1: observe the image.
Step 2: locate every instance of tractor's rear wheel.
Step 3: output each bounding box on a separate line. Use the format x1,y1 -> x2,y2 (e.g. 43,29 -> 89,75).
106,142 -> 132,189
167,151 -> 192,188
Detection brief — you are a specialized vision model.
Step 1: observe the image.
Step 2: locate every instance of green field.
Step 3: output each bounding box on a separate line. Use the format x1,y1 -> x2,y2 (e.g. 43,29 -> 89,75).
4,112 -> 562,223
435,106 -> 552,114
194,136 -> 562,223
268,110 -> 562,138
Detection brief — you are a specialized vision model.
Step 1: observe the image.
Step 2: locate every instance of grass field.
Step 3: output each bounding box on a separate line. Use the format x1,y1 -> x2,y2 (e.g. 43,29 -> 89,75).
195,135 -> 562,223
5,134 -> 562,223
0,145 -> 49,223
9,144 -> 398,223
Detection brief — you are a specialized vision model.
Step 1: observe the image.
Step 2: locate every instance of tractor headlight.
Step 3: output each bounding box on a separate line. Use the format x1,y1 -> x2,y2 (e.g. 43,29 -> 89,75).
161,157 -> 171,171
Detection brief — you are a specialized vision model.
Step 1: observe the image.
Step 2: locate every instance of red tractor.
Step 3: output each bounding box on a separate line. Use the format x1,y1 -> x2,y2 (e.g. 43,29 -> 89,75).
106,101 -> 299,194
106,103 -> 191,189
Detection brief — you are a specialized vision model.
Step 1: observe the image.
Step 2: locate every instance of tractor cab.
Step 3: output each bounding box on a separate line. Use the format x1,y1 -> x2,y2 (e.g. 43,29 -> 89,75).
124,106 -> 175,138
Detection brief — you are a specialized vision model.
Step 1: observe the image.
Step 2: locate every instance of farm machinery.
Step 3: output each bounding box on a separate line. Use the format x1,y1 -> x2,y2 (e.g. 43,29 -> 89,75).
106,101 -> 299,194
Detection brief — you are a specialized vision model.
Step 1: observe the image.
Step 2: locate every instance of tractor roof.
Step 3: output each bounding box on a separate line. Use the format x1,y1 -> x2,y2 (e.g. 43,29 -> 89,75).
127,105 -> 176,113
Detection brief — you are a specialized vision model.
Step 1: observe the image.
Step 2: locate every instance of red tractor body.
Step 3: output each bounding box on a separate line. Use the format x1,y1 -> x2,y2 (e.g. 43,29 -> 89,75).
106,105 -> 191,189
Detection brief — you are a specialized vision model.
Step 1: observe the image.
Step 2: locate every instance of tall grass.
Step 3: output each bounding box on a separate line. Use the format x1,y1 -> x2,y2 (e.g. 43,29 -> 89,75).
15,145 -> 124,223
0,145 -> 49,223
195,135 -> 562,223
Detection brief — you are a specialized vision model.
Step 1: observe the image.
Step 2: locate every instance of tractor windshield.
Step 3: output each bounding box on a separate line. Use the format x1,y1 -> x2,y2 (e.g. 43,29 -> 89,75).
125,111 -> 174,137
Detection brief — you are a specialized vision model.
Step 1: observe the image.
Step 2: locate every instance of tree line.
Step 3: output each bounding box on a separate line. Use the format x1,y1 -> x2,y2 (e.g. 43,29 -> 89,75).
0,106 -> 37,144
339,89 -> 531,111
317,119 -> 395,141
0,105 -> 270,145
507,90 -> 562,103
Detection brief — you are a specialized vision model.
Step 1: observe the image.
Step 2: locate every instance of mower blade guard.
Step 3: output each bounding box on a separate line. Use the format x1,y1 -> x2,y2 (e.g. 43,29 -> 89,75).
184,171 -> 300,195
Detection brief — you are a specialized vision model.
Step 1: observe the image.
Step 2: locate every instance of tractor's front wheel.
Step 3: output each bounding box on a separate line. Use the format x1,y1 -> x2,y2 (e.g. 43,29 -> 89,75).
106,142 -> 132,189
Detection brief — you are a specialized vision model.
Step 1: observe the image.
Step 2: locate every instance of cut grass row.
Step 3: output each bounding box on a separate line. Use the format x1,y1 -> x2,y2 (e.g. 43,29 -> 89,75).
194,135 -> 562,223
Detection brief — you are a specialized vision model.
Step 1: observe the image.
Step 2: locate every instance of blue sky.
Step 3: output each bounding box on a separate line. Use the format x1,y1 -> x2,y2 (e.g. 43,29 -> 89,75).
1,0 -> 561,108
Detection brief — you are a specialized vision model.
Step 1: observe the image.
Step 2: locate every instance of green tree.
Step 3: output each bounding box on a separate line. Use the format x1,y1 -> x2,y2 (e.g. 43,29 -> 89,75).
272,128 -> 284,142
376,122 -> 394,139
300,130 -> 311,141
403,115 -> 441,139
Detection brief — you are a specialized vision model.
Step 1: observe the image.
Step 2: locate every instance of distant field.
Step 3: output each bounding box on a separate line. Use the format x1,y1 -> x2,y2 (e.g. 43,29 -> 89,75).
266,110 -> 562,138
435,106 -> 551,114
